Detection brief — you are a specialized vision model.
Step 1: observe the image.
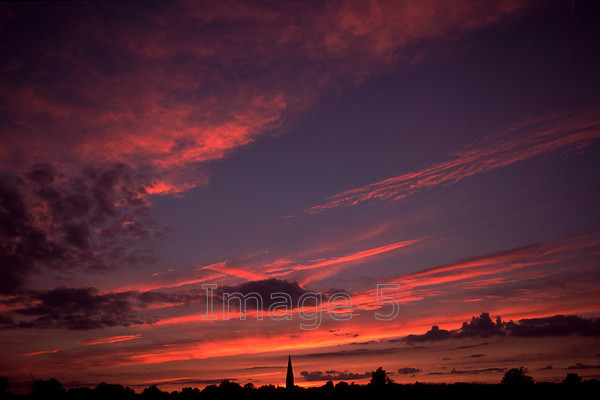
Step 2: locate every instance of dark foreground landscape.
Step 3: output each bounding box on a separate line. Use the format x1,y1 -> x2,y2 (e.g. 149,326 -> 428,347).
2,368 -> 599,400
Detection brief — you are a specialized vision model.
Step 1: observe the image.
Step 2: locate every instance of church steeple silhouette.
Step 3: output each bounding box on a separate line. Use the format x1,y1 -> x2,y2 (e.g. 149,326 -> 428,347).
286,355 -> 294,389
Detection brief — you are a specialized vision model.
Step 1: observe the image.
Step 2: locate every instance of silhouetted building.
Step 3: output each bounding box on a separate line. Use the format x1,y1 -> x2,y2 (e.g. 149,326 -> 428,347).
286,355 -> 294,389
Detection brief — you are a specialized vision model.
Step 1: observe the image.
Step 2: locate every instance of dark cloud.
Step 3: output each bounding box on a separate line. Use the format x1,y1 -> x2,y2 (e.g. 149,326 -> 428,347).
1,283 -> 209,330
397,367 -> 421,375
300,341 -> 427,359
0,164 -> 162,295
540,365 -> 553,370
301,347 -> 407,359
13,287 -> 145,330
136,288 -> 204,307
404,325 -> 452,343
566,362 -> 600,370
219,278 -> 309,309
468,354 -> 486,358
404,313 -> 600,343
452,367 -> 505,375
427,368 -> 505,376
129,378 -> 237,387
0,313 -> 14,326
505,315 -> 600,337
450,342 -> 492,350
0,175 -> 62,294
352,339 -> 382,346
457,313 -> 504,338
300,370 -> 371,382
334,332 -> 359,338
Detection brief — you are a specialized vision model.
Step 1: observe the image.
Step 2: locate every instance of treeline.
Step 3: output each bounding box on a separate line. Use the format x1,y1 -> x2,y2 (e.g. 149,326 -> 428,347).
1,371 -> 599,400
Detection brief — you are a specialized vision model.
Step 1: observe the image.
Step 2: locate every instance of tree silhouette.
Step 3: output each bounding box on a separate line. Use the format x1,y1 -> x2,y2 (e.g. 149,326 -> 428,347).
370,367 -> 393,387
501,367 -> 534,384
218,380 -> 242,393
322,380 -> 334,392
181,387 -> 201,400
1,370 -> 597,400
31,378 -> 66,400
142,385 -> 169,400
95,382 -> 135,399
201,384 -> 218,395
563,373 -> 582,385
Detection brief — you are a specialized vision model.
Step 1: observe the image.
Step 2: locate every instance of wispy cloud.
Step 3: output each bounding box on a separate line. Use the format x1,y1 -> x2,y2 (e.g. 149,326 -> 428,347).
270,239 -> 421,285
301,110 -> 600,214
21,349 -> 60,357
144,238 -> 421,290
81,334 -> 143,346
343,232 -> 600,318
0,1 -> 531,195
385,232 -> 600,290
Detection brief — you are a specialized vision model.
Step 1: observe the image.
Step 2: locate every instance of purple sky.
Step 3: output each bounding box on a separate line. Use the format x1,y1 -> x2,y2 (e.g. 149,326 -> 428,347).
1,0 -> 600,393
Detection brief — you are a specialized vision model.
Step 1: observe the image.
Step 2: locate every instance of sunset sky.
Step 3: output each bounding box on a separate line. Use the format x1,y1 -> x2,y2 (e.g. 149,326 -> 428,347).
1,0 -> 600,394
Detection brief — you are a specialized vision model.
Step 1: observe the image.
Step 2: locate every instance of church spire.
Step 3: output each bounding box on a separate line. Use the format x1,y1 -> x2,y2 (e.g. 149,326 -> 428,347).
286,355 -> 294,389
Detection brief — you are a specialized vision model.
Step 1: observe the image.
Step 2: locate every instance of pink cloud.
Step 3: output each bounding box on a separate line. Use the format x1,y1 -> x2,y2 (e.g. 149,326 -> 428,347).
301,109 -> 600,214
81,334 -> 142,346
21,349 -> 60,357
334,233 -> 600,317
1,1 -> 532,195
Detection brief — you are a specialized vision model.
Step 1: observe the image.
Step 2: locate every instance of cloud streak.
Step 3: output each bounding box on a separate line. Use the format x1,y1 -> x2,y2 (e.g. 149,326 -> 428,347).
384,232 -> 600,292
188,238 -> 421,288
269,239 -> 421,285
302,110 -> 600,214
82,334 -> 143,346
